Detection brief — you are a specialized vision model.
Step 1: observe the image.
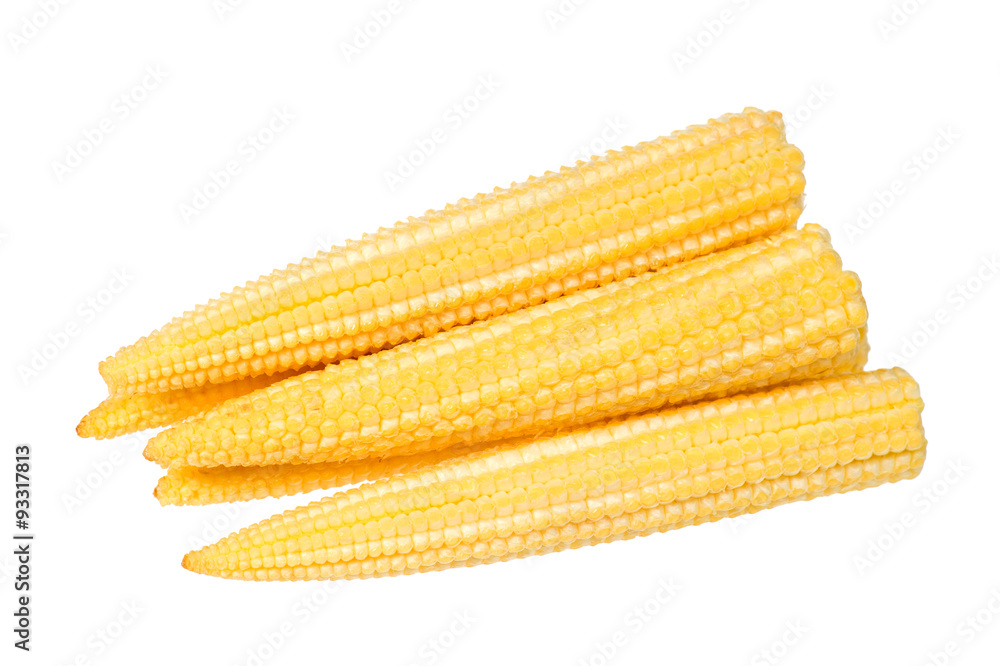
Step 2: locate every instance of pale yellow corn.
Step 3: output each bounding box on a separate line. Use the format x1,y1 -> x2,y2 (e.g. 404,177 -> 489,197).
99,108 -> 803,398
159,333 -> 868,507
180,368 -> 926,581
154,441 -> 497,506
325,455 -> 922,577
157,338 -> 868,506
145,224 -> 868,469
77,371 -> 301,439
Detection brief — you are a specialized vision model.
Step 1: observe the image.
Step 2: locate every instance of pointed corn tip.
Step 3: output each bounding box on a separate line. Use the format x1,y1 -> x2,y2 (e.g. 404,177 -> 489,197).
143,441 -> 162,465
152,477 -> 174,506
182,551 -> 212,576
76,417 -> 93,438
77,403 -> 113,440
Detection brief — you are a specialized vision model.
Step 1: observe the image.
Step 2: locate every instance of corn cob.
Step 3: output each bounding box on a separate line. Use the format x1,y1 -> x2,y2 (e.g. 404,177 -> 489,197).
156,332 -> 864,506
184,452 -> 923,580
76,371 -> 301,439
158,336 -> 867,506
372,456 -> 924,577
98,108 -> 803,399
180,368 -> 926,581
145,224 -> 868,469
153,337 -> 863,506
80,191 -> 796,442
157,328 -> 866,506
182,455 -> 922,580
155,441 -> 497,506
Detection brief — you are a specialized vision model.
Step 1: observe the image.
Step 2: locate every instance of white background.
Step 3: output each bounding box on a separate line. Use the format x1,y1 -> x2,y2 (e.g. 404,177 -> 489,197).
2,1 -> 999,664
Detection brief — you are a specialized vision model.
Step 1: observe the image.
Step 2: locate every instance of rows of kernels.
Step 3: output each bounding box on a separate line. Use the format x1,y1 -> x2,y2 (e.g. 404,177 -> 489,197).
150,324 -> 865,471
101,110 -> 798,395
321,175 -> 806,369
278,391 -> 922,563
245,433 -> 920,572
392,455 -> 924,580
181,370 -> 923,568
408,461 -> 921,579
143,225 -> 866,468
76,371 -> 300,439
113,155 -> 799,394
154,440 -> 497,506
157,366 -> 915,507
184,447 -> 924,580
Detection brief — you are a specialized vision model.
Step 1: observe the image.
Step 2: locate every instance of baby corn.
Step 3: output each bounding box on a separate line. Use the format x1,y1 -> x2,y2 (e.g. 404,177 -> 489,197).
98,108 -> 803,400
77,370 -> 301,439
158,338 -> 866,506
145,224 -> 868,469
180,368 -> 926,581
155,441 -> 498,506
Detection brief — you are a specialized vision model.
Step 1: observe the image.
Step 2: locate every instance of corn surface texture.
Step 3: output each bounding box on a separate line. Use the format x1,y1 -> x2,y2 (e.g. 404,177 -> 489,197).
145,224 -> 868,469
181,368 -> 926,581
157,333 -> 863,505
100,108 -> 803,397
77,371 -> 301,439
155,441 -> 497,506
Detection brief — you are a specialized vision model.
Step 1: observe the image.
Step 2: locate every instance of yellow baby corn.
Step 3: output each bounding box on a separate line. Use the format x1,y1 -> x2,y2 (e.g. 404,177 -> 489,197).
182,455 -> 923,580
99,108 -> 803,397
180,368 -> 926,581
158,334 -> 869,506
145,224 -> 868,469
155,441 -> 497,506
310,453 -> 923,578
77,371 -> 301,439
157,337 -> 868,507
428,454 -> 923,576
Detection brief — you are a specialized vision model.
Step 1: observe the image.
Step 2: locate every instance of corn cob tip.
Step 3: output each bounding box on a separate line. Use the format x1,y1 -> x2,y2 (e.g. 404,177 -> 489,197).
182,548 -> 218,576
144,434 -> 183,468
98,108 -> 805,397
77,403 -> 111,438
76,402 -> 107,439
153,472 -> 190,506
143,440 -> 165,466
80,370 -> 307,440
76,416 -> 95,438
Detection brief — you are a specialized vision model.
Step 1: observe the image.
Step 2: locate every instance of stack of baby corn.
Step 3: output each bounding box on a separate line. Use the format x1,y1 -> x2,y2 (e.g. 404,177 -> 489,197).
78,108 -> 927,582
